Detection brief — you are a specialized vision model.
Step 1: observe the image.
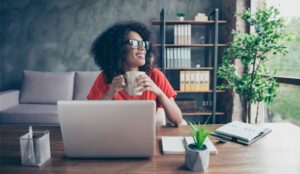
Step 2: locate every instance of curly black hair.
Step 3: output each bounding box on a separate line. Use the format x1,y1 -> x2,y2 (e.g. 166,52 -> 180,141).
90,21 -> 158,83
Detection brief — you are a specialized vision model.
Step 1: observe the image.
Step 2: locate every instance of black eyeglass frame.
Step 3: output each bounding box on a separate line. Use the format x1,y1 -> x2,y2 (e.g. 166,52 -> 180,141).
126,39 -> 151,50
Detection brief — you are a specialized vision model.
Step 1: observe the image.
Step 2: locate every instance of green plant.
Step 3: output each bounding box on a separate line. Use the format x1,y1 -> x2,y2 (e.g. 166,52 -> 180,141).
218,5 -> 291,123
189,122 -> 210,150
176,12 -> 185,17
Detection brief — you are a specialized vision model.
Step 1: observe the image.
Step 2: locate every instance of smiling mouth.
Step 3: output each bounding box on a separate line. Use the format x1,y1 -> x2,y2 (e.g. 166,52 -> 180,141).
136,53 -> 145,59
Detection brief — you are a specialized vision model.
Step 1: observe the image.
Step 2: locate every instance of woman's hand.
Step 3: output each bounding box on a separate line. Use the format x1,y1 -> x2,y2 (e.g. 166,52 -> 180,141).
136,74 -> 163,97
105,75 -> 126,98
136,74 -> 182,126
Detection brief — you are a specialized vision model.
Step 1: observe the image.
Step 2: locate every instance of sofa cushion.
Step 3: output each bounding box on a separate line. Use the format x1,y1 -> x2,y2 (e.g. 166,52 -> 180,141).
20,70 -> 75,104
74,71 -> 100,100
0,104 -> 58,124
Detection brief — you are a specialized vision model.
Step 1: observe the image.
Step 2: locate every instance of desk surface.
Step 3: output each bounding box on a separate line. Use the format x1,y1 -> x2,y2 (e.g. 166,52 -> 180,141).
1,123 -> 300,174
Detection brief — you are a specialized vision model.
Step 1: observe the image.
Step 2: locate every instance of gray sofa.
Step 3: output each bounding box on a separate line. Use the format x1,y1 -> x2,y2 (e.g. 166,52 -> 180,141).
0,70 -> 100,125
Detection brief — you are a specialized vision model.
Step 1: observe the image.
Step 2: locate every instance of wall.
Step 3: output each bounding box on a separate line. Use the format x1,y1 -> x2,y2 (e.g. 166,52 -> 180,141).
219,0 -> 250,122
0,0 -> 220,91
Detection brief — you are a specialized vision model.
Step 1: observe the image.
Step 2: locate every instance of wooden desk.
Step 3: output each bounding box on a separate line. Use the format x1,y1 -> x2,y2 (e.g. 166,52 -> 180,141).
1,123 -> 300,174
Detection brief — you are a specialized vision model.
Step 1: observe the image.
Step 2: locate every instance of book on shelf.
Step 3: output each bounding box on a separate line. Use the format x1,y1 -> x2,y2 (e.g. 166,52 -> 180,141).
211,121 -> 272,145
161,136 -> 218,155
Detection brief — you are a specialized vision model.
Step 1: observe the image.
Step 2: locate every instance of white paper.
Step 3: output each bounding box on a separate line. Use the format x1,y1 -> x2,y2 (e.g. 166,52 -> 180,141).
161,136 -> 218,155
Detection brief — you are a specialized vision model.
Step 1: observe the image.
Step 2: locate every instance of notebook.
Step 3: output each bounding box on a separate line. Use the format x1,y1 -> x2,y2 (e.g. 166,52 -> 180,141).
161,136 -> 218,155
211,121 -> 272,145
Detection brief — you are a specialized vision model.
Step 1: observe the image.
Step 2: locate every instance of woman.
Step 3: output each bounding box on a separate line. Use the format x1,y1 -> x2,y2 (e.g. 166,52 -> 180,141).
87,21 -> 182,126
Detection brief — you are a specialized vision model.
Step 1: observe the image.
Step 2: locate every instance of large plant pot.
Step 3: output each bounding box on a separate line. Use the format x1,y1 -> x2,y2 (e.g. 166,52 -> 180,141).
185,144 -> 209,171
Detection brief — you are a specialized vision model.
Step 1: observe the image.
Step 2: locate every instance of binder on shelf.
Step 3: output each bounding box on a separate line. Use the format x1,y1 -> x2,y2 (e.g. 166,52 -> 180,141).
182,48 -> 186,68
166,48 -> 170,68
188,48 -> 191,68
211,121 -> 272,145
174,25 -> 178,44
185,71 -> 191,91
190,71 -> 196,91
170,48 -> 174,68
180,71 -> 185,91
188,24 -> 191,44
187,48 -> 191,68
174,48 -> 178,68
178,48 -> 182,68
178,25 -> 183,44
199,71 -> 204,91
184,24 -> 188,44
195,71 -> 200,91
203,71 -> 210,91
183,24 -> 187,44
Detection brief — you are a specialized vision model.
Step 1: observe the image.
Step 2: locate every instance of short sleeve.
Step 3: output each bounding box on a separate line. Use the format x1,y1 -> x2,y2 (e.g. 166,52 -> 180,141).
150,68 -> 177,99
87,72 -> 109,100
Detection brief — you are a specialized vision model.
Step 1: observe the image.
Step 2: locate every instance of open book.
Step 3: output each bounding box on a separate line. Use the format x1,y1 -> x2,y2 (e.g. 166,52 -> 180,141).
211,121 -> 272,145
161,136 -> 218,155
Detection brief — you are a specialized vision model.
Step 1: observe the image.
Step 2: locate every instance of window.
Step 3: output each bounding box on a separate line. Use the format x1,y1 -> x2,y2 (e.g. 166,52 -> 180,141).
263,0 -> 300,126
265,0 -> 300,78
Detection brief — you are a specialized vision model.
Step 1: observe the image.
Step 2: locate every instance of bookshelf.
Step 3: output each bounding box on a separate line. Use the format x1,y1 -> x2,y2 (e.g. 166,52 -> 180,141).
154,44 -> 227,47
152,9 -> 227,123
152,20 -> 227,24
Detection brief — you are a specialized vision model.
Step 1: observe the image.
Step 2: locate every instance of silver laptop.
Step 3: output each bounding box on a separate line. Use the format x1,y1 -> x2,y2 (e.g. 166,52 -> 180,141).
57,100 -> 156,158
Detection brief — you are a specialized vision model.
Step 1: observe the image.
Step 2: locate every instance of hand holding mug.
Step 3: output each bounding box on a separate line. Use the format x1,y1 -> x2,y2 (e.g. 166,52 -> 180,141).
107,75 -> 126,98
136,74 -> 163,97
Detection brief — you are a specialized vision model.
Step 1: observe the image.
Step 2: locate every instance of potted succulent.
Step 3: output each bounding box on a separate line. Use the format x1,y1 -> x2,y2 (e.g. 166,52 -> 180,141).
184,122 -> 210,171
177,12 -> 185,21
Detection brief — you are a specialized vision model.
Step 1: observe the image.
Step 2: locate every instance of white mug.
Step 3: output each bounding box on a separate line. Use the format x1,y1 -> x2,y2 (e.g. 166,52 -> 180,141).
125,71 -> 145,96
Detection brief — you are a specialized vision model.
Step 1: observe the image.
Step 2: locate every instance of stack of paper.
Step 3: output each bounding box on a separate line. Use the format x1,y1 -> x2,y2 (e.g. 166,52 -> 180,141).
161,136 -> 218,155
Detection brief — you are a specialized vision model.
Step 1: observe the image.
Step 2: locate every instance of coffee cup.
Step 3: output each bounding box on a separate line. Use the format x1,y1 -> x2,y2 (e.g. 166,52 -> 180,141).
125,71 -> 145,96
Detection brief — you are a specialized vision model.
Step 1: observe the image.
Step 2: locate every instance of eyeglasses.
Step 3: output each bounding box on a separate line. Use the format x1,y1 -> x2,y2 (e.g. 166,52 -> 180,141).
127,39 -> 151,50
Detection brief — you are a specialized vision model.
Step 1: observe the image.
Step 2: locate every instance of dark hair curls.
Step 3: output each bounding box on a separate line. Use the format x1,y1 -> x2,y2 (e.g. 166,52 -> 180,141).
90,21 -> 158,83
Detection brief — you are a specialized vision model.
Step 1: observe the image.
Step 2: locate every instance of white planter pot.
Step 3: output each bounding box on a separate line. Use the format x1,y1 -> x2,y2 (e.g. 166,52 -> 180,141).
185,144 -> 209,171
178,16 -> 184,21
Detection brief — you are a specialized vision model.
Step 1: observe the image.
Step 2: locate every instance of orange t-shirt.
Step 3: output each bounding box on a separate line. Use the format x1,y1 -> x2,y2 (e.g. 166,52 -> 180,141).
87,68 -> 177,108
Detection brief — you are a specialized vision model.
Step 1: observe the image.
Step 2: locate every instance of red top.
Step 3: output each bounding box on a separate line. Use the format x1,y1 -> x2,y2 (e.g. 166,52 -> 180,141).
87,68 -> 177,108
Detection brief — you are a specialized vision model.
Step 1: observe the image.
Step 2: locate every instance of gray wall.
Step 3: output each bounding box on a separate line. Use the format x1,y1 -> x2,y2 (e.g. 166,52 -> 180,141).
0,0 -> 220,91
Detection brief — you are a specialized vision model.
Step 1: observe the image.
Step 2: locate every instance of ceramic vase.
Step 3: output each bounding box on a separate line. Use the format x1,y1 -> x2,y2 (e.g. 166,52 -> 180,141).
184,144 -> 209,171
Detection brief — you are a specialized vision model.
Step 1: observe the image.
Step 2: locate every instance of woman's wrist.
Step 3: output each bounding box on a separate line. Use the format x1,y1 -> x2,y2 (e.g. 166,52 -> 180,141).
156,89 -> 164,99
102,90 -> 115,100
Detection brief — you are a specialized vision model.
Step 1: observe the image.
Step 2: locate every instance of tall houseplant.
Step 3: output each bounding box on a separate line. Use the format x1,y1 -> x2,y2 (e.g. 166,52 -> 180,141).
218,6 -> 290,123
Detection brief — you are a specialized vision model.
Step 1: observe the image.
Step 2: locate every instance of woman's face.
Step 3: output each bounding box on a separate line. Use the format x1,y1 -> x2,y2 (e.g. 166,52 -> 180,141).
123,31 -> 147,71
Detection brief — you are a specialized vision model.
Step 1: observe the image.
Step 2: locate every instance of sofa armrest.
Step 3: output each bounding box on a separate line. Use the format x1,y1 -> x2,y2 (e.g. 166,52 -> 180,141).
0,90 -> 19,110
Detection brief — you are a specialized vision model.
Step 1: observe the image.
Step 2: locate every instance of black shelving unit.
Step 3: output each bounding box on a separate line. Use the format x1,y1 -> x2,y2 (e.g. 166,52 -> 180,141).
152,8 -> 226,123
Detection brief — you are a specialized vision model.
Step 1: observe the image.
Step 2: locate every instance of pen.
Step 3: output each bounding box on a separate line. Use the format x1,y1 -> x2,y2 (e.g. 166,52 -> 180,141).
182,137 -> 188,150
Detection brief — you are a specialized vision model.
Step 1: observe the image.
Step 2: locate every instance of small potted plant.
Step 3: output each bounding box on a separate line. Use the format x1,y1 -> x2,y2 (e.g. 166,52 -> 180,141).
176,12 -> 185,21
184,122 -> 210,171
